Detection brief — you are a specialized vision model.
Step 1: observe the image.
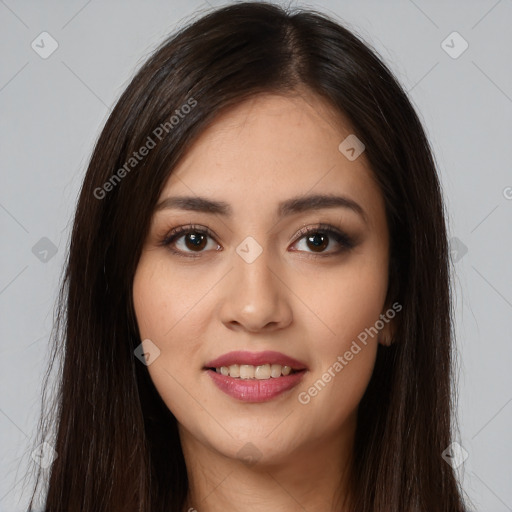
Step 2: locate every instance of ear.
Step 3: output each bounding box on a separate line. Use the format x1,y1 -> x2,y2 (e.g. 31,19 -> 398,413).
378,315 -> 396,347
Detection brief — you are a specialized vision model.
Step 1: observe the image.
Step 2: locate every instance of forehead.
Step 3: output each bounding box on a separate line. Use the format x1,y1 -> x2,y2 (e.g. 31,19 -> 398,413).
161,92 -> 384,228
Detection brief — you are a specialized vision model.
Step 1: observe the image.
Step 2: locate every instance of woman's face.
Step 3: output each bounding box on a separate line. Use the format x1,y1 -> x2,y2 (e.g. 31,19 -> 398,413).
133,91 -> 392,467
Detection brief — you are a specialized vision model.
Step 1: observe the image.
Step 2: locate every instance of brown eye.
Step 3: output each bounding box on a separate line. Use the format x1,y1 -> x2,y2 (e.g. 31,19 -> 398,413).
291,224 -> 356,256
183,232 -> 208,251
161,225 -> 221,257
305,232 -> 329,252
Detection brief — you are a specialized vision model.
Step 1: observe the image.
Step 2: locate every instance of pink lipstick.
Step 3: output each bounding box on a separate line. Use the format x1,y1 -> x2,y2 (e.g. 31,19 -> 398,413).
204,350 -> 308,403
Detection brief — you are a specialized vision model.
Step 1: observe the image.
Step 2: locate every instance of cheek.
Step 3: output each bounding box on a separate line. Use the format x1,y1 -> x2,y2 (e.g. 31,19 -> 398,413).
297,340 -> 377,441
292,253 -> 387,425
132,253 -> 212,343
133,258 -> 235,454
295,251 -> 389,353
132,254 -> 212,407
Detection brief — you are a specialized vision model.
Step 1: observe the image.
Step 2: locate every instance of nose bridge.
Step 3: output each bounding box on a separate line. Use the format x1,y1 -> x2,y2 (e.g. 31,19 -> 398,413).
220,235 -> 292,331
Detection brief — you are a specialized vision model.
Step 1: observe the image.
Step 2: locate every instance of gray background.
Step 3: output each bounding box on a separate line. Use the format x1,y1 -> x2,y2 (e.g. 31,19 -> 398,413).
1,1 -> 511,511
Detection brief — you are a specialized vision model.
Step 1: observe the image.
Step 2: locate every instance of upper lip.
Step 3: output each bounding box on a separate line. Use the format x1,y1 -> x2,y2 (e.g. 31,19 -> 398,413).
204,350 -> 308,370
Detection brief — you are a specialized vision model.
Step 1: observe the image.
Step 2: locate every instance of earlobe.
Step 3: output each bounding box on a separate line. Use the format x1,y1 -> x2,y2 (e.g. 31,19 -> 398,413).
378,334 -> 394,346
378,320 -> 396,346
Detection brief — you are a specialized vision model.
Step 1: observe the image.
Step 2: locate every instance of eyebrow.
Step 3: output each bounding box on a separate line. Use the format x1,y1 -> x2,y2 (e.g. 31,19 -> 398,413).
155,193 -> 368,223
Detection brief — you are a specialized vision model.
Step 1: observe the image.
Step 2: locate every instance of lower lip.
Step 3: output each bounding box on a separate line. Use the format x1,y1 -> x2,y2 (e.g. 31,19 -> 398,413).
205,369 -> 306,402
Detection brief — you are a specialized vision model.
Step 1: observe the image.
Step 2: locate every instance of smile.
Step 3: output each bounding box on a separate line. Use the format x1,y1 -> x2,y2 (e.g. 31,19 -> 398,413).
212,363 -> 296,379
203,350 -> 308,402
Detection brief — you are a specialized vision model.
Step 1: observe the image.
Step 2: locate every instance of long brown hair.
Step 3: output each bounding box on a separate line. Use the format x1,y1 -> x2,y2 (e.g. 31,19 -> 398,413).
26,2 -> 470,510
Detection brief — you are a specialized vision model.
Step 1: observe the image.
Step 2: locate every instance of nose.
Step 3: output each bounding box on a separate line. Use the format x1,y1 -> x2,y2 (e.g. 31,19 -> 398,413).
219,242 -> 293,333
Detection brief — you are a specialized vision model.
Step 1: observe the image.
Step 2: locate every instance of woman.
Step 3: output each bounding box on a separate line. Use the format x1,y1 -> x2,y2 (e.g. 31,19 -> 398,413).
26,2 -> 470,511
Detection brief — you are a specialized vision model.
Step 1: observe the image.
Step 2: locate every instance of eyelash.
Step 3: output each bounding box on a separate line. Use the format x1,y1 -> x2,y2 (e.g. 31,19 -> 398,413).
159,223 -> 356,259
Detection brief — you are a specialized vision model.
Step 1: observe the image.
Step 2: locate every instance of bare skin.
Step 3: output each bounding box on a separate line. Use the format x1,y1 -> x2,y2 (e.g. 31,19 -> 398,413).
133,90 -> 393,512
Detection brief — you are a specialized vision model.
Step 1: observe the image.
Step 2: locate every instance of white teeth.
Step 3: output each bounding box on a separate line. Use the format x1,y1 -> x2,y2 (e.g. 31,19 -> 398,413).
240,364 -> 255,379
214,363 -> 297,379
254,364 -> 270,380
270,363 -> 282,378
229,364 -> 240,378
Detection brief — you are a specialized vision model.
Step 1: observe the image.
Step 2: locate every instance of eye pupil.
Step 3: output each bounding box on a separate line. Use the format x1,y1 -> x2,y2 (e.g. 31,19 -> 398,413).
185,233 -> 207,251
164,225 -> 351,257
307,233 -> 328,252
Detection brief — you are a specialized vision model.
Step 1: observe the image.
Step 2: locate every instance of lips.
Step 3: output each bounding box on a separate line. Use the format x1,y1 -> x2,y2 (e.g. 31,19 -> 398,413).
204,350 -> 308,370
206,369 -> 306,402
203,350 -> 308,403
